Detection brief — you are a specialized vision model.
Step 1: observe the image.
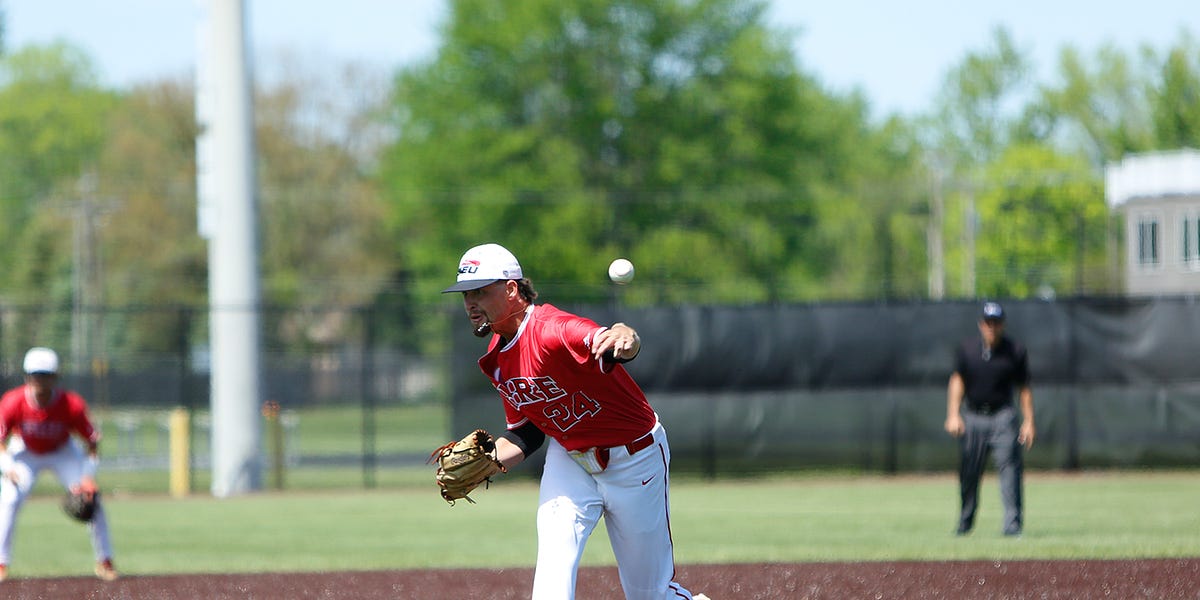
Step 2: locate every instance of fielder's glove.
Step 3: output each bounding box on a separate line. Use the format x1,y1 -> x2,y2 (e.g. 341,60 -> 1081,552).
63,490 -> 99,522
428,429 -> 506,505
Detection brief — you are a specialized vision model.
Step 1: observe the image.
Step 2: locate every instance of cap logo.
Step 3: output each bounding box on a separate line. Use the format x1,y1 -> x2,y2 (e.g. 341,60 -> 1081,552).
458,259 -> 481,275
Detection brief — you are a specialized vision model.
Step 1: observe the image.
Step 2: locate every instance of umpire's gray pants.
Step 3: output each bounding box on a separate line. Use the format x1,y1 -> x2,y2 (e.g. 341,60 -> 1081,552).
957,406 -> 1023,533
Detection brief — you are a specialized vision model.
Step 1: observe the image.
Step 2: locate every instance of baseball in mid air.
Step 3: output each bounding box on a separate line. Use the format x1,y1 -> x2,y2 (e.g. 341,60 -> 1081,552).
608,258 -> 635,284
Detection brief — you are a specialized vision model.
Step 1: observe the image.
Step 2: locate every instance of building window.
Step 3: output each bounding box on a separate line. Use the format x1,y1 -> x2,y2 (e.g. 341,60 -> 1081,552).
1137,217 -> 1159,266
1183,214 -> 1200,267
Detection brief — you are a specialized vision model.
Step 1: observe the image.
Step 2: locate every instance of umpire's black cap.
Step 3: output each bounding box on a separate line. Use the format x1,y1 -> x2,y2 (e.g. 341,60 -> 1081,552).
981,301 -> 1005,321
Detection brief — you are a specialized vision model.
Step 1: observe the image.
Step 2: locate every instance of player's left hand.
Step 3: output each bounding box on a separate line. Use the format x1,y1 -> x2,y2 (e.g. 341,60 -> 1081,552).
594,323 -> 640,361
62,489 -> 99,522
429,429 -> 506,505
1018,422 -> 1035,450
73,477 -> 99,501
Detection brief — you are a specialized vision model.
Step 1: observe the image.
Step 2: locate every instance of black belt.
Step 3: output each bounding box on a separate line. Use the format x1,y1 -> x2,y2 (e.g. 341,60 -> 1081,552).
967,404 -> 1011,416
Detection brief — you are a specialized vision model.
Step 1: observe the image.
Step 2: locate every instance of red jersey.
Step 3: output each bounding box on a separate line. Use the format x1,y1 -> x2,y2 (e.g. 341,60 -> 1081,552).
0,386 -> 100,454
478,304 -> 656,452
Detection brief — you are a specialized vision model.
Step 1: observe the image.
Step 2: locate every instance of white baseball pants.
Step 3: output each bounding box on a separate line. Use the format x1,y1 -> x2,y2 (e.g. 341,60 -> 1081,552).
532,421 -> 694,600
0,437 -> 114,565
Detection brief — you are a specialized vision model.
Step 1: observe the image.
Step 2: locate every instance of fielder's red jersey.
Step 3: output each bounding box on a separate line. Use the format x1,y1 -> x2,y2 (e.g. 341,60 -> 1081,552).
479,304 -> 656,452
0,386 -> 100,454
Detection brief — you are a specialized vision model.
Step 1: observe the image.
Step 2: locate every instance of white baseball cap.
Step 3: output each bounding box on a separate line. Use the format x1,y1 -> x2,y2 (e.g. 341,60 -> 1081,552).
442,243 -> 524,293
23,347 -> 59,375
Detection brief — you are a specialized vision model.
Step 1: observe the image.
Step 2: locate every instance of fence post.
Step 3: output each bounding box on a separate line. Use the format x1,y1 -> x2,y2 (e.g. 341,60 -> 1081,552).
884,389 -> 899,474
701,397 -> 717,480
263,400 -> 284,490
169,407 -> 191,498
361,307 -> 377,489
175,307 -> 195,493
1065,299 -> 1080,470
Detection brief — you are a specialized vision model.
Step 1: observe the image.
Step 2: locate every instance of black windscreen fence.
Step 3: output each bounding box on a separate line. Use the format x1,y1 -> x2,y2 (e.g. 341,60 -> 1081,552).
451,297 -> 1200,476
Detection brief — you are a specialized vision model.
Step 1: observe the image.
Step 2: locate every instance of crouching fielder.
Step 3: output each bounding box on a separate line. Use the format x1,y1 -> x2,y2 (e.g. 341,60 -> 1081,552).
0,347 -> 117,582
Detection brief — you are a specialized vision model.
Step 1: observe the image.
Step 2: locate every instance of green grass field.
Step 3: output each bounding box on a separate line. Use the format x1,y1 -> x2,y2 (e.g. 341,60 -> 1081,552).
9,470 -> 1200,578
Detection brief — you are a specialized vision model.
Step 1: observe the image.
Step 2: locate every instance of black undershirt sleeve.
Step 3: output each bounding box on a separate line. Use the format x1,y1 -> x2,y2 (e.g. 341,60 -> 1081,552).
605,347 -> 640,364
500,421 -> 546,458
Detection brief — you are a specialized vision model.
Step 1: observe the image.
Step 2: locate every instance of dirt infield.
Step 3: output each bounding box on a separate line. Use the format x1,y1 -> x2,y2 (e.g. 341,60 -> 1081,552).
1,558 -> 1197,599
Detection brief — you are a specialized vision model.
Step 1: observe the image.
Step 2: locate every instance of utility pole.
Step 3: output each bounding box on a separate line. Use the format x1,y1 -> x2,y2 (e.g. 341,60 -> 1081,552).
927,163 -> 946,300
964,189 -> 977,298
70,172 -> 112,405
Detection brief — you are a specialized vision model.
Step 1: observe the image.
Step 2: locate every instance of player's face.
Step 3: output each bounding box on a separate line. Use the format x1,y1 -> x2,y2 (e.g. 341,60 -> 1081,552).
25,373 -> 57,404
461,281 -> 510,331
979,318 -> 1004,346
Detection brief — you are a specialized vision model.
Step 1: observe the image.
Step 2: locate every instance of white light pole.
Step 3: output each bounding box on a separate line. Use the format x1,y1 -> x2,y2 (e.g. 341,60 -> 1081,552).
196,0 -> 263,497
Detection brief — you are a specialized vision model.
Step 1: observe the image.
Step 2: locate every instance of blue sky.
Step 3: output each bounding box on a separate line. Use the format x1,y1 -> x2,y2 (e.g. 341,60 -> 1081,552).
5,0 -> 1199,117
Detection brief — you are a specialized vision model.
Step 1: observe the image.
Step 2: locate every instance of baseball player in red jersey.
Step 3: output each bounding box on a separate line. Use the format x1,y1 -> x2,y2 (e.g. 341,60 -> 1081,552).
0,347 -> 117,582
444,244 -> 706,600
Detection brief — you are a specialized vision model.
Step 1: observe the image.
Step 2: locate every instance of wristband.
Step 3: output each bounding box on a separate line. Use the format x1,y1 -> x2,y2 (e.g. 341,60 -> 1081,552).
0,452 -> 13,474
82,455 -> 99,478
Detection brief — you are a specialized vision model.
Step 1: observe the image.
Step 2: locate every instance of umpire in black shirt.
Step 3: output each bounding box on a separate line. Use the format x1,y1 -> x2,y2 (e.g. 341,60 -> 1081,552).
945,301 -> 1035,537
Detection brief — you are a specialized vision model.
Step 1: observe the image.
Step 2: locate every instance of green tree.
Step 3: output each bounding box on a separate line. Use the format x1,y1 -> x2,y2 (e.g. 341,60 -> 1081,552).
972,144 -> 1107,298
92,66 -> 395,352
922,27 -> 1041,298
1011,33 -> 1200,298
254,63 -> 395,349
94,79 -> 206,352
810,114 -> 928,300
255,65 -> 393,309
0,43 -> 118,309
1038,32 -> 1200,164
926,27 -> 1034,168
380,0 -> 899,306
0,36 -> 394,354
1040,43 -> 1158,165
1151,34 -> 1200,149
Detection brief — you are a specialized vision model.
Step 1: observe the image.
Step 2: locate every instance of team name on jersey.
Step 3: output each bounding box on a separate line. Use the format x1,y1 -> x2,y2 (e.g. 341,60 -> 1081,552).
497,375 -> 605,433
498,376 -> 566,409
21,420 -> 67,439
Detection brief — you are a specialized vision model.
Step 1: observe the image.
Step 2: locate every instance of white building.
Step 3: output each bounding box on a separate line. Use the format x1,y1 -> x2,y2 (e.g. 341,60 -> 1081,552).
1106,149 -> 1200,295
